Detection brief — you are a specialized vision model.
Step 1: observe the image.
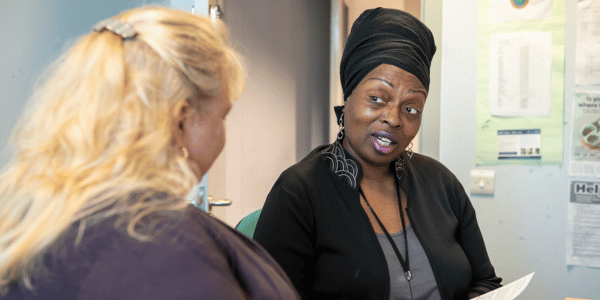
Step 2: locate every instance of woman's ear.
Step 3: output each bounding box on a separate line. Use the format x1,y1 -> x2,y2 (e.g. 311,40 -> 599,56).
172,99 -> 191,147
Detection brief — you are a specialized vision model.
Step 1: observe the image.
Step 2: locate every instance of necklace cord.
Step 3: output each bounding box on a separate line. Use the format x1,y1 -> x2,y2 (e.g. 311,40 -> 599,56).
359,181 -> 414,299
358,174 -> 410,279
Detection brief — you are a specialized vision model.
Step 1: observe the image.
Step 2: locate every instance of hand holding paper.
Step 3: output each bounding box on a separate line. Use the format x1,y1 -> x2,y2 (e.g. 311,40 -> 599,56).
471,272 -> 534,300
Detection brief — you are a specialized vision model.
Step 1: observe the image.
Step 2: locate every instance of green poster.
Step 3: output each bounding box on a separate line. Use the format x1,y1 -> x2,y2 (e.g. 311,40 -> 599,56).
476,0 -> 565,165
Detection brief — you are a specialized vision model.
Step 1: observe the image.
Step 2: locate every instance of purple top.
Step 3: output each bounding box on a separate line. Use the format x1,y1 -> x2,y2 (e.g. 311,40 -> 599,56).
3,204 -> 299,299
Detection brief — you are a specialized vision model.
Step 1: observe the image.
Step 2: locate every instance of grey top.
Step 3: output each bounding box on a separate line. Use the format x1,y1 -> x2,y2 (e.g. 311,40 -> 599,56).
376,224 -> 442,300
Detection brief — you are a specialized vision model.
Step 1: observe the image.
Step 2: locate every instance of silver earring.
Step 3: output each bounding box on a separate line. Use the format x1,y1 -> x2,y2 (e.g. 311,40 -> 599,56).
407,142 -> 414,159
337,112 -> 345,140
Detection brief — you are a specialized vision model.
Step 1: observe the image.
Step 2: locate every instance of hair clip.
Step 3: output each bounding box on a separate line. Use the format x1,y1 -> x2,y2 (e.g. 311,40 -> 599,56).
93,18 -> 137,39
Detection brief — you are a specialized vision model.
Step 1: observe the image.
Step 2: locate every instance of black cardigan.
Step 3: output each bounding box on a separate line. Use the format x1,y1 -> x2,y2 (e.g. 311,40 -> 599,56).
254,143 -> 502,300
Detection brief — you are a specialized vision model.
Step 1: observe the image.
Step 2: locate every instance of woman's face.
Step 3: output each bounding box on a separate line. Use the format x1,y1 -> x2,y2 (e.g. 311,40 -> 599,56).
182,87 -> 231,179
342,64 -> 427,169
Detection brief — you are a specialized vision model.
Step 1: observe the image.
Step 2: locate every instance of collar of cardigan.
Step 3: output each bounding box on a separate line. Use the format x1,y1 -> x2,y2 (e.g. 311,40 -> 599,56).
322,140 -> 406,189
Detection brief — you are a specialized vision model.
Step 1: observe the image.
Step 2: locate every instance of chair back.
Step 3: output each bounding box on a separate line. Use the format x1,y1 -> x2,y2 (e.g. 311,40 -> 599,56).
235,209 -> 262,239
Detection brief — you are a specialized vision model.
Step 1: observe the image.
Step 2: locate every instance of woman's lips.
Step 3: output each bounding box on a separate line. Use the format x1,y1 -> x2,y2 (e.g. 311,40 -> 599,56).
371,131 -> 397,154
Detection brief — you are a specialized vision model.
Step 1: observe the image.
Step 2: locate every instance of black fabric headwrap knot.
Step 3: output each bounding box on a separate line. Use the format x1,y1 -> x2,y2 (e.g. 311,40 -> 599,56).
340,7 -> 436,101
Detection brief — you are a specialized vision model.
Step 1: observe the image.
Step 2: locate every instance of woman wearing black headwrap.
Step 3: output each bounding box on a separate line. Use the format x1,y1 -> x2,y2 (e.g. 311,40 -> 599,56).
254,8 -> 502,300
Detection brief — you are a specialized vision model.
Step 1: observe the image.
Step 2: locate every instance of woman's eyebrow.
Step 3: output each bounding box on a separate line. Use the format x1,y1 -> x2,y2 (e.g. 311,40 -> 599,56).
412,88 -> 428,97
366,77 -> 427,97
366,77 -> 393,88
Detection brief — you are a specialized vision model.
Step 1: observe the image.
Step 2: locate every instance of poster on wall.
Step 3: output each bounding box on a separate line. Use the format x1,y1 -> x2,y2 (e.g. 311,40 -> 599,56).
489,0 -> 553,23
567,180 -> 600,268
570,92 -> 600,177
489,31 -> 552,117
476,0 -> 565,166
575,0 -> 600,86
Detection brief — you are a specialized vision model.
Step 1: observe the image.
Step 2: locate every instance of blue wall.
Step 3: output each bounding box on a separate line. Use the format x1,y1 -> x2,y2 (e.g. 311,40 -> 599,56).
0,0 -> 164,162
439,1 -> 599,299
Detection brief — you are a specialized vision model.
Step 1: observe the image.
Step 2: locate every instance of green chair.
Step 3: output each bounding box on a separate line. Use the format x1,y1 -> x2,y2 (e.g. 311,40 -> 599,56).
235,209 -> 262,239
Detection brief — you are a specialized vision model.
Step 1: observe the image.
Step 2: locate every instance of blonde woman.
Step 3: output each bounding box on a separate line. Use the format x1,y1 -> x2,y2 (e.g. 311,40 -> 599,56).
0,6 -> 299,299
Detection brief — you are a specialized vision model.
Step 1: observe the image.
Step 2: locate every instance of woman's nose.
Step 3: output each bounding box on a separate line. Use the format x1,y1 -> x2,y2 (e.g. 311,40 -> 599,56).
380,106 -> 401,127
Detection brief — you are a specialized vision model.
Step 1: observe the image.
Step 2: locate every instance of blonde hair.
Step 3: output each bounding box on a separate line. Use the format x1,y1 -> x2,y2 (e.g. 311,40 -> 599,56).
0,5 -> 244,290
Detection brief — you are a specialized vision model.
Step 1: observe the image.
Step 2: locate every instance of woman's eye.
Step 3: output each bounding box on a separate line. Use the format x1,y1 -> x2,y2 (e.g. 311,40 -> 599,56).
405,107 -> 419,115
370,96 -> 384,103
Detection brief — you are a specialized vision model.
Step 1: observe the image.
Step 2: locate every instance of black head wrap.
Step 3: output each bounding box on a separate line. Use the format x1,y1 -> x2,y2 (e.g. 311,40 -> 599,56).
340,7 -> 436,100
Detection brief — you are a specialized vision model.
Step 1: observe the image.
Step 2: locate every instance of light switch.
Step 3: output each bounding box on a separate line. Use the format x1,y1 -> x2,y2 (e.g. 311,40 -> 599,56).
470,169 -> 495,195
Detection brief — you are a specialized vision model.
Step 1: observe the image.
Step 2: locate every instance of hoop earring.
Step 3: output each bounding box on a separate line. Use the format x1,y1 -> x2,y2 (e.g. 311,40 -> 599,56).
182,147 -> 189,160
407,142 -> 414,159
337,112 -> 345,140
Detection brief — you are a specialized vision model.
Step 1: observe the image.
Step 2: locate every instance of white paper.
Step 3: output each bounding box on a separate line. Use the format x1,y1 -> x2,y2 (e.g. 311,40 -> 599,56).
569,92 -> 600,177
489,32 -> 552,117
575,0 -> 600,86
567,181 -> 600,268
470,272 -> 534,300
489,0 -> 552,23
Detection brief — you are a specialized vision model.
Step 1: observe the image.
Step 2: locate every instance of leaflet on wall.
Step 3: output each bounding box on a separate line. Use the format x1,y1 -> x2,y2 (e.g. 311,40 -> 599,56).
498,129 -> 542,160
489,32 -> 552,117
470,272 -> 534,300
570,92 -> 600,177
489,0 -> 552,23
576,0 -> 600,86
567,180 -> 600,268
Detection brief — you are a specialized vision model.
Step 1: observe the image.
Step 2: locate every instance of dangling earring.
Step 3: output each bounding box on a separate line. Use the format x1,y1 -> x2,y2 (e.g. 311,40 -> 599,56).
395,156 -> 404,180
182,147 -> 189,159
337,112 -> 345,140
407,142 -> 414,159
